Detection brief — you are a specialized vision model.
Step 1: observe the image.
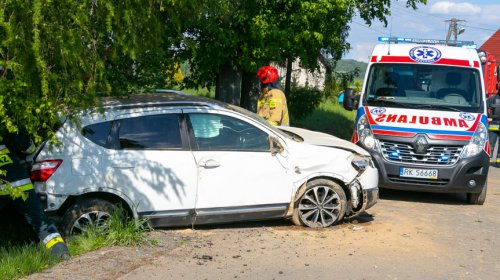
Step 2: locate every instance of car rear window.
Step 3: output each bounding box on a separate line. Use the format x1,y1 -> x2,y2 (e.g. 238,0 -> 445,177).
82,121 -> 113,147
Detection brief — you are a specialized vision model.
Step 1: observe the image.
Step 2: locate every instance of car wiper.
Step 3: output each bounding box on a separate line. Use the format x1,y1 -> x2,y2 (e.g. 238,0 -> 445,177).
412,104 -> 462,112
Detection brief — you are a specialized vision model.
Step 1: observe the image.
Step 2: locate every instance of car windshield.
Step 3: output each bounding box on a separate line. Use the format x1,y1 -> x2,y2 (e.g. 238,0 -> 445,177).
362,63 -> 484,113
226,104 -> 294,140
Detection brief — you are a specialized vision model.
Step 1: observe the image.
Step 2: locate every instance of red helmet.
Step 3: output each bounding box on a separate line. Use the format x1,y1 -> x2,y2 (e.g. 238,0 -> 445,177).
257,65 -> 279,84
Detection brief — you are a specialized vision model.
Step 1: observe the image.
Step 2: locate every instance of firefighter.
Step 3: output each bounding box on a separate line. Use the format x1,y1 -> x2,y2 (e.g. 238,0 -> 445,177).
487,92 -> 500,165
256,65 -> 289,126
0,128 -> 69,259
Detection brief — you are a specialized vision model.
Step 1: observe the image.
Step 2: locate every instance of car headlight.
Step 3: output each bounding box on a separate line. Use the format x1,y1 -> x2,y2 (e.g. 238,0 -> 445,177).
462,122 -> 487,158
357,115 -> 379,151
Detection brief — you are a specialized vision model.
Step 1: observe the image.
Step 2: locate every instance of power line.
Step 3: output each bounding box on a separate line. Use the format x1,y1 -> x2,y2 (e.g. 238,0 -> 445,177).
351,20 -> 392,36
462,24 -> 497,32
392,1 -> 498,32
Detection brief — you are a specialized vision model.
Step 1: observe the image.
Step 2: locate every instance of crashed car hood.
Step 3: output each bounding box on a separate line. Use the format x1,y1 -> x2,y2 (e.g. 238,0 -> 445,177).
278,126 -> 370,156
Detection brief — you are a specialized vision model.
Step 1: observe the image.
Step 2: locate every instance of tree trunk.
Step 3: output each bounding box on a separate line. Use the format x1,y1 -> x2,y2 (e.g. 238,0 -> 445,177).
318,53 -> 334,100
285,57 -> 293,95
241,71 -> 261,112
215,63 -> 241,105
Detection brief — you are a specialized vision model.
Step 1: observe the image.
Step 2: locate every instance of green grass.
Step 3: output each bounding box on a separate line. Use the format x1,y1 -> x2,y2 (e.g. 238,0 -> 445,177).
292,99 -> 357,140
68,210 -> 150,256
176,87 -> 214,98
0,244 -> 59,280
0,209 -> 57,280
0,207 -> 149,280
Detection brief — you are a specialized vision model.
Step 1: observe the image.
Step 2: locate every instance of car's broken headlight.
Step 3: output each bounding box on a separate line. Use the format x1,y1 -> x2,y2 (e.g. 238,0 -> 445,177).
351,155 -> 372,172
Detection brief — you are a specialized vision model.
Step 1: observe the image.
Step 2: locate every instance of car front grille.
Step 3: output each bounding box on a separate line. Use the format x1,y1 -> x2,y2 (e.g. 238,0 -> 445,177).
387,175 -> 450,186
379,140 -> 463,166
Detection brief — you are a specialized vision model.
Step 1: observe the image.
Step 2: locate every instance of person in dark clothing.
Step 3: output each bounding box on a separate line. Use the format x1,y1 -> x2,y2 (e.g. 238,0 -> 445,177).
487,93 -> 500,165
0,129 -> 69,259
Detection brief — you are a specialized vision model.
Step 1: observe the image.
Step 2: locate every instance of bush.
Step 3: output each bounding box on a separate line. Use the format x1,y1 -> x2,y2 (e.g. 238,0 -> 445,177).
287,86 -> 323,120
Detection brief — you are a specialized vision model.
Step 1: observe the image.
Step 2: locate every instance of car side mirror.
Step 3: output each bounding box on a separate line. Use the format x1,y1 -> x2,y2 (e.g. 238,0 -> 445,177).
342,88 -> 359,111
270,137 -> 284,155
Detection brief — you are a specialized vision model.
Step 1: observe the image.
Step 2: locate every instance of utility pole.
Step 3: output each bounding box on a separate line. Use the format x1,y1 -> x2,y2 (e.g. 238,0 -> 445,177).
445,18 -> 466,44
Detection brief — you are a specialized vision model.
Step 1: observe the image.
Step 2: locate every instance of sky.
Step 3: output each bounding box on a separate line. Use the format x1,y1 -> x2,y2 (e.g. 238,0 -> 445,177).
343,0 -> 500,62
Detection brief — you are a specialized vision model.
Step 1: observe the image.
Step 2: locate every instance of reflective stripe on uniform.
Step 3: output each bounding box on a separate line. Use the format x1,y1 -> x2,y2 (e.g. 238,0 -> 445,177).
258,98 -> 283,108
489,124 -> 500,131
45,235 -> 65,249
0,178 -> 33,195
44,232 -> 66,249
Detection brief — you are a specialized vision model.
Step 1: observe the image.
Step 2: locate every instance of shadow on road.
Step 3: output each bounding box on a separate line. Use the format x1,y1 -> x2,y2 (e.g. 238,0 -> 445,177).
158,219 -> 294,232
158,211 -> 375,232
379,188 -> 467,205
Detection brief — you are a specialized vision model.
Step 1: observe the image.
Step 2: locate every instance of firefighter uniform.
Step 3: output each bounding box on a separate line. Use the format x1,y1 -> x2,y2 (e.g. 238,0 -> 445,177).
487,94 -> 500,164
0,129 -> 69,258
257,87 -> 289,126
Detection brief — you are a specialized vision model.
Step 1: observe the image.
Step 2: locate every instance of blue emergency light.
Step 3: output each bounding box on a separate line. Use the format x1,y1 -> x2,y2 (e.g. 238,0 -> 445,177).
378,36 -> 476,48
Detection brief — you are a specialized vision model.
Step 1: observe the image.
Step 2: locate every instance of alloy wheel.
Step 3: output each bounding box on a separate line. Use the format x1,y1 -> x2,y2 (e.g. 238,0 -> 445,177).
298,185 -> 342,227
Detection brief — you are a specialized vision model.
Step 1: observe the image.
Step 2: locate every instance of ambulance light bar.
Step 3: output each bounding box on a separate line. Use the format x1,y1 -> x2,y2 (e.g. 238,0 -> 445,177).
378,37 -> 476,48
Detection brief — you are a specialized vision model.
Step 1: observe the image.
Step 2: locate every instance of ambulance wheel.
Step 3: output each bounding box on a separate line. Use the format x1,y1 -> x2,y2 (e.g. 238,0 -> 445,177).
61,198 -> 117,237
292,179 -> 346,228
467,183 -> 487,205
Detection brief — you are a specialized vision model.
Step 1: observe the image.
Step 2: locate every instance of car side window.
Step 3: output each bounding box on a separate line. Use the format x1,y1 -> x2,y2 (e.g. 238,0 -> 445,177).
82,121 -> 113,148
188,113 -> 269,151
116,114 -> 182,149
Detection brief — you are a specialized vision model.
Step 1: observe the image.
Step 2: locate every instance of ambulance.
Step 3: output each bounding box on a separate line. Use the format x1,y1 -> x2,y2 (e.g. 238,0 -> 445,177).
343,37 -> 493,205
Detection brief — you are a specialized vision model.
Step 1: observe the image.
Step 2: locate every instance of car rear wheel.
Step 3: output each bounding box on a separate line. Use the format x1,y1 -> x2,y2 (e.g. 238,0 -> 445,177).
292,179 -> 347,228
467,183 -> 487,205
61,198 -> 117,237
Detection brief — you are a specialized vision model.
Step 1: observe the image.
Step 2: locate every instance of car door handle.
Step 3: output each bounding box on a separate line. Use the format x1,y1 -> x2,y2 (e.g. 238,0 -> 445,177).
199,159 -> 220,168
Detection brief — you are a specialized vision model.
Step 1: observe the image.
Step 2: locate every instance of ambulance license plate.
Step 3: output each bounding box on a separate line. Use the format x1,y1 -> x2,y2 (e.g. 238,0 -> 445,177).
400,167 -> 438,179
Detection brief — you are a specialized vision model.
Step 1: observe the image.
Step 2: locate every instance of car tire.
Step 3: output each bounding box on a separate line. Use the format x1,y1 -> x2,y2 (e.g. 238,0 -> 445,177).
467,183 -> 487,205
292,179 -> 347,228
61,198 -> 117,237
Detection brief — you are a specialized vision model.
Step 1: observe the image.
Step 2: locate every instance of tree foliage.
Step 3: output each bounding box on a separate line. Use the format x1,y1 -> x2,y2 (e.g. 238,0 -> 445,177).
168,0 -> 426,97
0,0 -> 173,143
0,0 -> 176,197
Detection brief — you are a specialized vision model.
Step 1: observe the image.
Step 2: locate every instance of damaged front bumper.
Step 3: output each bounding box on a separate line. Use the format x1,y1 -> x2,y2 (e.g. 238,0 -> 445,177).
346,163 -> 379,217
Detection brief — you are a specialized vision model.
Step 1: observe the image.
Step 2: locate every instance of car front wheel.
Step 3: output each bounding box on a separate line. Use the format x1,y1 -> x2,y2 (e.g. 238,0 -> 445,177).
292,179 -> 347,228
61,198 -> 117,237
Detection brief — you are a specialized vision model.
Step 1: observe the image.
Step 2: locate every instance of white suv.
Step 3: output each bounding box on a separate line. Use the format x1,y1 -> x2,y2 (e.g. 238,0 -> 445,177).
31,90 -> 378,235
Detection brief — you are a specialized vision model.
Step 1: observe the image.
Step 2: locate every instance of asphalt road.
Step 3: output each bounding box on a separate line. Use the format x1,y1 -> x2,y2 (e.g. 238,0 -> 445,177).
28,167 -> 500,280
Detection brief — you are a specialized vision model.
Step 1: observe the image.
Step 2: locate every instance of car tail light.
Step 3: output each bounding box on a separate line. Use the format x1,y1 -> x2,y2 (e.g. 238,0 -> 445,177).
30,160 -> 63,182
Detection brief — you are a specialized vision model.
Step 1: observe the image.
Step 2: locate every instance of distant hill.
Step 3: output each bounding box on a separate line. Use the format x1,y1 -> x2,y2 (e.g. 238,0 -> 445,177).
335,59 -> 367,79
